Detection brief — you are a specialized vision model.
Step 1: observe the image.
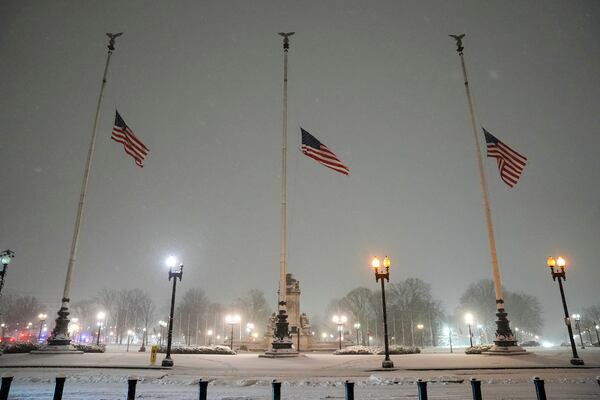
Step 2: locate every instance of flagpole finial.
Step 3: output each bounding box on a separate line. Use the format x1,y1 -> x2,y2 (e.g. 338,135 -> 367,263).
106,32 -> 123,51
449,33 -> 465,54
278,32 -> 295,52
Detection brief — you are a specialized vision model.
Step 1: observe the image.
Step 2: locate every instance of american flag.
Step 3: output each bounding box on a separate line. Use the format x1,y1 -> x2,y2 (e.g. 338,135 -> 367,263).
300,128 -> 349,175
111,110 -> 149,167
483,128 -> 527,188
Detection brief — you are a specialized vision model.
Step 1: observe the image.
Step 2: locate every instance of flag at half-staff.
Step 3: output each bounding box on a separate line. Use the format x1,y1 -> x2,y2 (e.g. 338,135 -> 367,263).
111,110 -> 149,167
300,127 -> 349,175
483,128 -> 527,188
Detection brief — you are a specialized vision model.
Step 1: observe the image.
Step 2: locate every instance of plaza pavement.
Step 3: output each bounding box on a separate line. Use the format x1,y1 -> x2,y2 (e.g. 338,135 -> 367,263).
0,346 -> 599,378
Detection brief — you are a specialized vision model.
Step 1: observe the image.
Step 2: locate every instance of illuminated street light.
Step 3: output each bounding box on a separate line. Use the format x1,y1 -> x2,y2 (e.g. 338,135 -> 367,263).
371,256 -> 393,368
572,313 -> 584,349
443,326 -> 453,353
0,250 -> 15,298
37,313 -> 47,343
207,329 -> 213,346
162,256 -> 184,367
332,315 -> 347,350
464,313 -> 474,347
126,329 -> 133,352
547,256 -> 583,365
96,311 -> 105,346
416,323 -> 425,348
225,314 -> 241,351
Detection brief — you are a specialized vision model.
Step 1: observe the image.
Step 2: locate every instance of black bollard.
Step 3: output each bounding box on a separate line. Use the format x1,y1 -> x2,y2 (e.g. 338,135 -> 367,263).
417,379 -> 428,400
272,379 -> 281,400
470,378 -> 482,400
0,374 -> 13,400
532,377 -> 547,400
198,379 -> 208,400
53,374 -> 66,400
127,376 -> 138,400
345,380 -> 355,400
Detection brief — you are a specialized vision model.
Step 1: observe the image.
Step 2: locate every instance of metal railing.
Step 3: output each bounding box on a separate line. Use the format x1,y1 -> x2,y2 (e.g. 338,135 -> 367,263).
0,373 -> 598,399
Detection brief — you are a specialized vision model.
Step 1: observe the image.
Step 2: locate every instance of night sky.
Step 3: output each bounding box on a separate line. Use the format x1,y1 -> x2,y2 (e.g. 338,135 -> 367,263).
1,1 -> 599,342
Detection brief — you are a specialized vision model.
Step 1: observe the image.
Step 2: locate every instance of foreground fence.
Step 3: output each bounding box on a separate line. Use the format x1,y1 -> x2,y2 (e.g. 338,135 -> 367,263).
1,374 -> 599,399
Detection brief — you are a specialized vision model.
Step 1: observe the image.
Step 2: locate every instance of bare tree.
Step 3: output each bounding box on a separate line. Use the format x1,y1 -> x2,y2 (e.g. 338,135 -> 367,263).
233,289 -> 271,334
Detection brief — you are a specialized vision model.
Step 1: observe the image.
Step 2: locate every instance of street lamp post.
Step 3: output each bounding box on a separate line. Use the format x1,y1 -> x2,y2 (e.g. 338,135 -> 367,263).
593,322 -> 600,345
158,320 -> 167,347
371,256 -> 394,368
444,327 -> 453,353
0,250 -> 15,298
572,314 -> 584,349
96,312 -> 105,346
547,256 -> 584,365
416,324 -> 424,348
139,328 -> 147,352
37,313 -> 47,343
207,329 -> 213,346
225,314 -> 241,351
162,256 -> 184,367
514,327 -> 519,343
464,313 -> 474,348
353,323 -> 361,345
126,329 -> 133,352
332,315 -> 347,350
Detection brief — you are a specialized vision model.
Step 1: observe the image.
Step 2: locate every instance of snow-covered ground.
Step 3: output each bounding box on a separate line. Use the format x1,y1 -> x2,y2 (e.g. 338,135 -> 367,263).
1,347 -> 599,399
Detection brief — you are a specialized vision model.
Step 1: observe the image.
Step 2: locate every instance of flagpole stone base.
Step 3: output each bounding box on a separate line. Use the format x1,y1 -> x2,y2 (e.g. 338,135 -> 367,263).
31,345 -> 83,354
261,306 -> 298,358
483,308 -> 527,355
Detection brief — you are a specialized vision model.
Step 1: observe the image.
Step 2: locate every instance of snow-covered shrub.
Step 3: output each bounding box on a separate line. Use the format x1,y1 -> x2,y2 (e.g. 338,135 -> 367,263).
2,343 -> 41,353
519,340 -> 539,347
334,345 -> 374,355
73,343 -> 106,353
465,344 -> 493,354
156,345 -> 236,355
335,345 -> 420,355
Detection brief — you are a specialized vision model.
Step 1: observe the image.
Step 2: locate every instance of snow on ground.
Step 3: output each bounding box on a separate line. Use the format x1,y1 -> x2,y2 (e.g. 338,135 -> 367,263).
1,347 -> 599,399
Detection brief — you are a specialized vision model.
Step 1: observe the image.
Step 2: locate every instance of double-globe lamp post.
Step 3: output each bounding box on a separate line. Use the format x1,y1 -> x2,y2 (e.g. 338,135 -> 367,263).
547,256 -> 584,365
371,256 -> 393,369
332,315 -> 347,350
162,256 -> 184,367
225,314 -> 241,351
464,313 -> 474,348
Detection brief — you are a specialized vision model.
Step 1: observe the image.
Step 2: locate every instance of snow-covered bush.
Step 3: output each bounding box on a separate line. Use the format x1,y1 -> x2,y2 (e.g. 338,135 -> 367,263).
156,345 -> 236,355
2,343 -> 40,353
335,345 -> 420,355
465,344 -> 493,354
73,343 -> 105,353
377,345 -> 420,355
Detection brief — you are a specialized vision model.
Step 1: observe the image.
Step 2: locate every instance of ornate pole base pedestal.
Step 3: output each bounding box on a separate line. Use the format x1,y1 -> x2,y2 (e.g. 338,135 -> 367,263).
484,309 -> 527,355
260,308 -> 298,358
30,299 -> 83,354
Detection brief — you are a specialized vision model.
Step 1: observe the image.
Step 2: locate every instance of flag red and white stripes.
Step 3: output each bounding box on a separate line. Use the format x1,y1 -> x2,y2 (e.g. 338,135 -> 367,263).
111,110 -> 149,167
300,127 -> 349,175
483,128 -> 526,188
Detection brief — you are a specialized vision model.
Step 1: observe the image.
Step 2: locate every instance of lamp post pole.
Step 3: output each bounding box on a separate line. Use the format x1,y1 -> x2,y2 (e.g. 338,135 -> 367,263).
332,315 -> 346,351
446,327 -> 453,353
573,314 -> 584,349
0,250 -> 15,300
547,256 -> 584,365
416,324 -> 424,348
371,256 -> 393,368
37,314 -> 47,343
353,323 -> 361,345
162,257 -> 183,367
225,315 -> 240,351
464,313 -> 474,348
593,322 -> 600,345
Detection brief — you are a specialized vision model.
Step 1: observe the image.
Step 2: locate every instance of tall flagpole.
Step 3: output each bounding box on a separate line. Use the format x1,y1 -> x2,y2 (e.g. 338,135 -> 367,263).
262,32 -> 297,357
46,33 -> 123,349
449,34 -> 524,354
